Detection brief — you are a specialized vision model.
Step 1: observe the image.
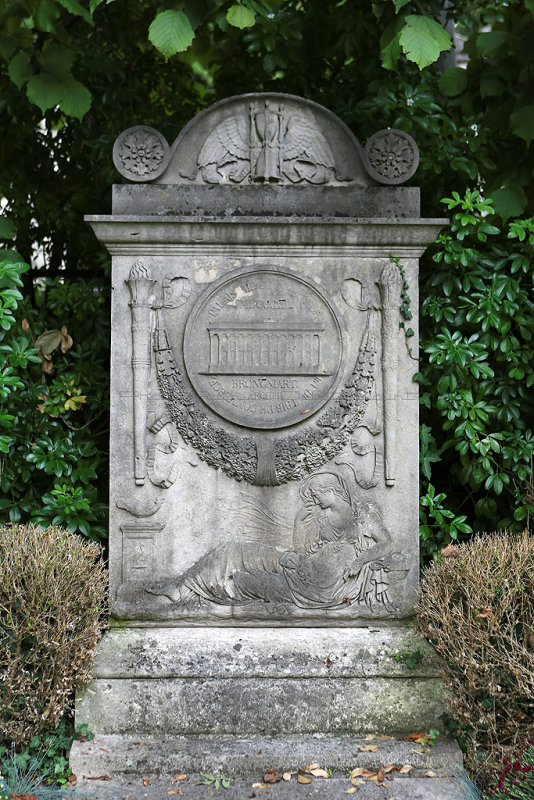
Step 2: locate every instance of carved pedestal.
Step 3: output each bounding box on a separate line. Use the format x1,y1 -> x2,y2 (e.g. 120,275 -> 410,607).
72,94 -> 449,781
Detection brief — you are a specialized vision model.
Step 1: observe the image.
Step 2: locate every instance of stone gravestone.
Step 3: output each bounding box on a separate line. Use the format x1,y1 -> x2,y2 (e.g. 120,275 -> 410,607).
71,93 -> 450,781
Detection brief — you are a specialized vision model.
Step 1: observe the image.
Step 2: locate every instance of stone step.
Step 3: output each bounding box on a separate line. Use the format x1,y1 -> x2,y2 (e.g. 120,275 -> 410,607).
75,627 -> 445,737
69,774 -> 468,800
70,733 -> 464,781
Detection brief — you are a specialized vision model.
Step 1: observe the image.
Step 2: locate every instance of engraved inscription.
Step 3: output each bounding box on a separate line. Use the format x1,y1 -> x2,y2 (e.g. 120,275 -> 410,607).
183,268 -> 343,430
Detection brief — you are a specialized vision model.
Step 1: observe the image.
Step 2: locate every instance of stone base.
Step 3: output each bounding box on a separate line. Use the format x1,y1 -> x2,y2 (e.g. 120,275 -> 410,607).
74,624 -> 444,738
71,625 -> 458,797
69,734 -> 465,800
70,733 -> 462,780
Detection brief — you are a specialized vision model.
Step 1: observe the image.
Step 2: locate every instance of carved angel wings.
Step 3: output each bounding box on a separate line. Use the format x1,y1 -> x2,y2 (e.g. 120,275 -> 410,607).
197,112 -> 336,184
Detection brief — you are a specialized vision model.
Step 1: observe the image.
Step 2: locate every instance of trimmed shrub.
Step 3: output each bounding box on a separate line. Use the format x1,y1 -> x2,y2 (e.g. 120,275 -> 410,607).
417,530 -> 534,775
0,524 -> 107,745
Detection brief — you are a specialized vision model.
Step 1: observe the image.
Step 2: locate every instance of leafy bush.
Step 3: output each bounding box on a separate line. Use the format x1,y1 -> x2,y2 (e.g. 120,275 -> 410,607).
0,254 -> 109,539
0,523 -> 107,745
484,739 -> 534,799
418,191 -> 534,560
417,531 -> 534,775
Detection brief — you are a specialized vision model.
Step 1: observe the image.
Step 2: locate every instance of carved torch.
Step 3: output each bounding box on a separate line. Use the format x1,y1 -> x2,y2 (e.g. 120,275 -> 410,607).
127,260 -> 157,485
378,261 -> 403,487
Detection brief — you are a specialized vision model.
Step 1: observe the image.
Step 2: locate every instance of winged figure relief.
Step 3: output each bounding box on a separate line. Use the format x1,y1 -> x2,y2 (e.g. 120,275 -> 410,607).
282,115 -> 336,184
196,110 -> 336,185
197,116 -> 250,184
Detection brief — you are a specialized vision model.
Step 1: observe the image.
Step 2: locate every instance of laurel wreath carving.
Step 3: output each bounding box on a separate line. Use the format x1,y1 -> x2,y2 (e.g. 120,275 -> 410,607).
153,310 -> 378,486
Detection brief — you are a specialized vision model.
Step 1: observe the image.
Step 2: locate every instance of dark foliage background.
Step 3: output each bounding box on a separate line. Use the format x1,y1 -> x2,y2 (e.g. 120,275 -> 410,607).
0,0 -> 532,551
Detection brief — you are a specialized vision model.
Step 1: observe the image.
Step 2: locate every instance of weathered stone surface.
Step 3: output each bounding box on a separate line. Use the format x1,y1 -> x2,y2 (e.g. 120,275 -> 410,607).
69,773 -> 468,800
72,93 -> 452,781
111,184 -> 422,217
85,626 -> 439,679
75,626 -> 444,737
70,733 -> 463,781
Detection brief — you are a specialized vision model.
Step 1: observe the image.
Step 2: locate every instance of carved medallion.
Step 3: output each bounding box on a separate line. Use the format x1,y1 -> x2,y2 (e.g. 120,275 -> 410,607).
183,268 -> 344,430
363,129 -> 419,185
113,125 -> 170,182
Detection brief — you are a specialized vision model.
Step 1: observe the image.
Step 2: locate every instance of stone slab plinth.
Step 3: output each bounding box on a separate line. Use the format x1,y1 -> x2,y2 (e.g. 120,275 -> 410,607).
69,734 -> 466,800
74,626 -> 444,738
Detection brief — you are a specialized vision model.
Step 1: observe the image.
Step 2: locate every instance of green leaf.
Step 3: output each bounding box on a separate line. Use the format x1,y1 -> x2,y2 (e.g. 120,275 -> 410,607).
393,0 -> 411,13
399,15 -> 452,69
380,19 -> 403,70
491,184 -> 528,221
56,0 -> 93,25
476,31 -> 507,56
510,105 -> 534,146
26,72 -> 64,114
8,51 -> 33,88
480,74 -> 504,99
89,0 -> 105,12
35,0 -> 61,32
148,10 -> 195,59
59,79 -> 91,120
39,43 -> 76,79
0,216 -> 16,239
226,4 -> 256,29
438,66 -> 468,97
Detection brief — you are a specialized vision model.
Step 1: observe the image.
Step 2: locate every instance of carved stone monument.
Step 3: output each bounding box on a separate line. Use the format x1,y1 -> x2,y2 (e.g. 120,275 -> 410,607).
71,94 -> 450,780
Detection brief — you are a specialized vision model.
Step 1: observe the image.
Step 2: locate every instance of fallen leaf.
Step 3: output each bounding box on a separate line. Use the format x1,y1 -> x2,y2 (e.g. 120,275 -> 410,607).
426,771 -> 437,777
67,774 -> 77,786
375,735 -> 394,741
263,769 -> 282,783
172,775 -> 186,782
83,775 -> 111,781
10,795 -> 39,800
143,776 -> 149,786
22,319 -> 30,331
359,745 -> 378,752
399,765 -> 413,774
135,743 -> 147,747
100,747 -> 110,752
412,747 -> 429,754
351,768 -> 365,778
382,765 -> 400,773
309,768 -> 329,778
403,732 -> 425,742
297,775 -> 312,784
325,654 -> 333,668
304,763 -> 320,772
251,783 -> 268,788
351,778 -> 363,787
345,788 -> 357,794
282,772 -> 292,781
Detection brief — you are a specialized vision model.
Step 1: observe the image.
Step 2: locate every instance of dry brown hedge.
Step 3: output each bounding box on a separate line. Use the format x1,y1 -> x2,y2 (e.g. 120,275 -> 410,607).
417,530 -> 534,776
0,524 -> 107,745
